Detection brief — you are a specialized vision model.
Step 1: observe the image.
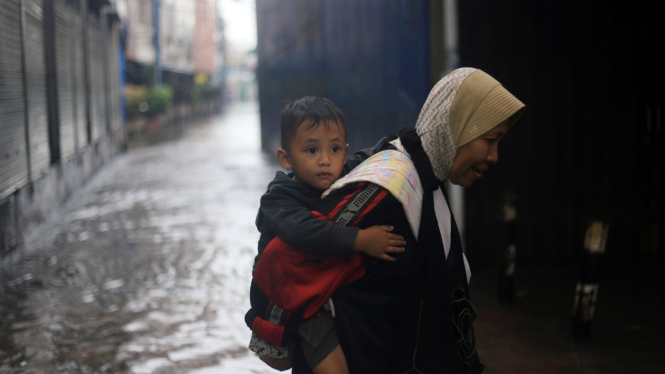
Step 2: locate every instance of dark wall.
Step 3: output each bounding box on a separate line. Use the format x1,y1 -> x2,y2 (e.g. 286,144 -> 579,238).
256,0 -> 431,154
458,1 -> 664,271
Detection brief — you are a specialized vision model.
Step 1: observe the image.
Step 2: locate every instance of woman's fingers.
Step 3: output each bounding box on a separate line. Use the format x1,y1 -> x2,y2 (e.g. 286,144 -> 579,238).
385,246 -> 405,253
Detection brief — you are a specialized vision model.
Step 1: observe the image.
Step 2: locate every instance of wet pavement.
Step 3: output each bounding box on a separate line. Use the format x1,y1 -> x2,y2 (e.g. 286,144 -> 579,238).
1,102 -> 276,373
1,101 -> 663,373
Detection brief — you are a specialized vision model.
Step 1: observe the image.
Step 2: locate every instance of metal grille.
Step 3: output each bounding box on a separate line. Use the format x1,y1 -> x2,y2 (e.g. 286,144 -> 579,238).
24,0 -> 50,179
88,14 -> 105,141
55,0 -> 75,161
0,0 -> 29,199
108,21 -> 122,134
70,0 -> 86,149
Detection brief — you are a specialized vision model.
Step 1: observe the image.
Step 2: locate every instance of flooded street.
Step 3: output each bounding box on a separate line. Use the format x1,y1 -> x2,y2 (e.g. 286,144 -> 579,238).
0,102 -> 279,373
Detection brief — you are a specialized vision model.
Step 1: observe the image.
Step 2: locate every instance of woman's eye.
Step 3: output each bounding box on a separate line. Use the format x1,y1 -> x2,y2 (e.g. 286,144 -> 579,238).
485,138 -> 497,143
306,148 -> 317,154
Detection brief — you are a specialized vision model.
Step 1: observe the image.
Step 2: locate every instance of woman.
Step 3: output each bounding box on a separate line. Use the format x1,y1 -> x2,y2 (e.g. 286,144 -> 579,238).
256,67 -> 524,373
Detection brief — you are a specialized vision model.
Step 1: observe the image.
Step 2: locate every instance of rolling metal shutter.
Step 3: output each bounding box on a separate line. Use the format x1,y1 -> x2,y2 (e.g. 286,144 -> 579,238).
24,0 -> 50,179
70,0 -> 86,150
108,21 -> 122,134
88,13 -> 106,141
54,0 -> 75,160
0,0 -> 29,199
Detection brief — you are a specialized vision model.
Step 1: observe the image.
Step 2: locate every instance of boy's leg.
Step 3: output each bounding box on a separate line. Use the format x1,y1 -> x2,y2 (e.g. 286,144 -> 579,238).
298,310 -> 349,374
312,344 -> 348,374
259,355 -> 293,371
249,332 -> 293,371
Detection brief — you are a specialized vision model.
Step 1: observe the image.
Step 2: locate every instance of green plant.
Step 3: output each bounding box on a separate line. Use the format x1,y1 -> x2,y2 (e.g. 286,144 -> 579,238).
147,85 -> 173,117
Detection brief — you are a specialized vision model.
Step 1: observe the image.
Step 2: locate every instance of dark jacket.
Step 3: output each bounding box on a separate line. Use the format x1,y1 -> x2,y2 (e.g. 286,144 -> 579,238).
246,138 -> 398,346
254,171 -> 357,264
289,129 -> 484,373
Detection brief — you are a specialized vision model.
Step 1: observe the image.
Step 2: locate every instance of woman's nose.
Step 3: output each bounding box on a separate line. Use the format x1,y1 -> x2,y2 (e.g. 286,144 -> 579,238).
487,145 -> 499,163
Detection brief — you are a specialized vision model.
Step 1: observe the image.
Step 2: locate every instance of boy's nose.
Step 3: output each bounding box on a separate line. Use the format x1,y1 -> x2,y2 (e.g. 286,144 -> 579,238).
319,153 -> 331,166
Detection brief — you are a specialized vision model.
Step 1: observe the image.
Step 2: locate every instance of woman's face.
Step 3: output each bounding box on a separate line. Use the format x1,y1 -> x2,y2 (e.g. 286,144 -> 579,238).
450,120 -> 510,187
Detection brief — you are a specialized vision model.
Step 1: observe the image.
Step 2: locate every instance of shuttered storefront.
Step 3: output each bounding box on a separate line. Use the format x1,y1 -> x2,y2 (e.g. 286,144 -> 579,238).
54,0 -> 76,161
0,0 -> 29,199
108,21 -> 122,136
88,13 -> 106,142
70,0 -> 87,149
24,0 -> 50,180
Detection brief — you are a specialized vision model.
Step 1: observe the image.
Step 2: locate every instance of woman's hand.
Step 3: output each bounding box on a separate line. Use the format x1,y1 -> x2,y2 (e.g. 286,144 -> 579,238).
353,225 -> 405,262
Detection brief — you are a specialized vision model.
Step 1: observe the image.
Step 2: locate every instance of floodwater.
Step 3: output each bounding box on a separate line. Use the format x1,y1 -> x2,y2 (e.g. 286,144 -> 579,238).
0,102 -> 280,373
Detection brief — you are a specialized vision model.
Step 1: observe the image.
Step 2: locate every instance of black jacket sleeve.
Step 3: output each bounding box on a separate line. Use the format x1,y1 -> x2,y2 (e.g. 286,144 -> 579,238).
259,173 -> 358,258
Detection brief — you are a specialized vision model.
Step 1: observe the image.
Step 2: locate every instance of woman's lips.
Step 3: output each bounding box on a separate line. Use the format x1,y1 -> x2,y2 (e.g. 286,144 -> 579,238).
472,167 -> 484,178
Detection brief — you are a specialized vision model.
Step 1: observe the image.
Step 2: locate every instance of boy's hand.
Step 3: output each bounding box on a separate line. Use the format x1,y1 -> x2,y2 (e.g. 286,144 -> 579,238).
353,226 -> 405,262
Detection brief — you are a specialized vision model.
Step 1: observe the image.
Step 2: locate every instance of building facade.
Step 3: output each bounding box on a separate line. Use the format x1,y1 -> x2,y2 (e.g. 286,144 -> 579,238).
117,0 -> 155,64
194,0 -> 217,76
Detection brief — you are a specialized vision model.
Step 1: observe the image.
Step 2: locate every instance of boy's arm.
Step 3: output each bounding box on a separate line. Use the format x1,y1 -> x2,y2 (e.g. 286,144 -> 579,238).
263,182 -> 404,261
261,183 -> 358,258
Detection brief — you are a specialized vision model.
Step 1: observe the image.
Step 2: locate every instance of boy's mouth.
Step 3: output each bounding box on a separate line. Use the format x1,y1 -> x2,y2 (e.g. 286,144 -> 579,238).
317,172 -> 332,177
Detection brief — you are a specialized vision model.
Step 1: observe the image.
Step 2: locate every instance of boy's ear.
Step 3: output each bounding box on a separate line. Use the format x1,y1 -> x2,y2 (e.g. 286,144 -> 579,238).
344,144 -> 349,159
276,148 -> 292,170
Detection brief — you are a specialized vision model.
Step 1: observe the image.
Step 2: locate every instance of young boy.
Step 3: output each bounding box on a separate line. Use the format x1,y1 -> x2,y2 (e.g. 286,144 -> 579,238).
249,97 -> 405,373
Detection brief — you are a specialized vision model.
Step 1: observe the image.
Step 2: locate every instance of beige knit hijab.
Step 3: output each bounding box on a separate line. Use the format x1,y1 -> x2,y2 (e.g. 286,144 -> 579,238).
414,68 -> 525,182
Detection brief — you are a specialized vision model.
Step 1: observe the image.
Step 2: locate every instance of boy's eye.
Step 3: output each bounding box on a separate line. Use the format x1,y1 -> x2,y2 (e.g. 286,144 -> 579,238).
331,146 -> 341,152
306,147 -> 317,154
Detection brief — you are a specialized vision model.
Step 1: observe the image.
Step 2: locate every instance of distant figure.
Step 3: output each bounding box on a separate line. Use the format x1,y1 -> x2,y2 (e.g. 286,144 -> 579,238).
245,96 -> 405,373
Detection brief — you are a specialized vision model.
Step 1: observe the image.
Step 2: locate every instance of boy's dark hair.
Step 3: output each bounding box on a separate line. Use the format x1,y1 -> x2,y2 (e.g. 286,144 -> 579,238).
279,96 -> 347,151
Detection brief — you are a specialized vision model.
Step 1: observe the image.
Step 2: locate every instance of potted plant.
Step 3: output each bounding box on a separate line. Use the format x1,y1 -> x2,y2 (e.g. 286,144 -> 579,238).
146,85 -> 173,132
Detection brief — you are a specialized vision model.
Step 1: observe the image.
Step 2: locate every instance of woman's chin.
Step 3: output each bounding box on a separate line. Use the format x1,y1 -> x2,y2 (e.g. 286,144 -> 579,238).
454,178 -> 476,188
450,175 -> 474,188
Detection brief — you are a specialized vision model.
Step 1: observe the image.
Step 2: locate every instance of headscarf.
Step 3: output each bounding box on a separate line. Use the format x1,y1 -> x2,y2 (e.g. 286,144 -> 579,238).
412,68 -> 525,182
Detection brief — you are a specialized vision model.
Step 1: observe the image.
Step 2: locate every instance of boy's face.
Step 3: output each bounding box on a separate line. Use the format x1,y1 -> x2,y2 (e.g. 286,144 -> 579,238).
277,121 -> 348,190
